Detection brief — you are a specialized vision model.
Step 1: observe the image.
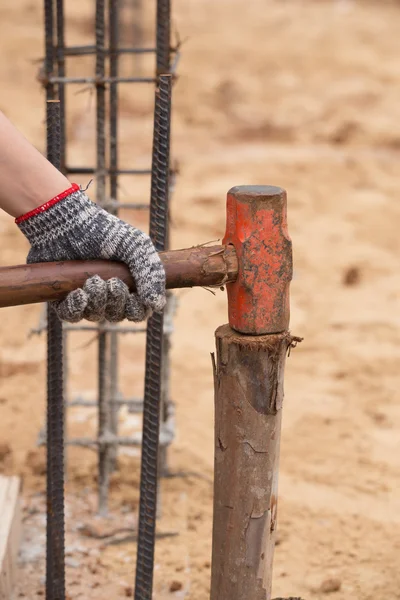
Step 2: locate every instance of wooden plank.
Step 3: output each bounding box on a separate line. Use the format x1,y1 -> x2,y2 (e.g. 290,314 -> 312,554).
0,475 -> 22,600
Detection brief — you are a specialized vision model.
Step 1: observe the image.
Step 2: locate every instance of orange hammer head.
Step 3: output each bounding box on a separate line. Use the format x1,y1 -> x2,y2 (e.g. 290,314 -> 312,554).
223,185 -> 292,335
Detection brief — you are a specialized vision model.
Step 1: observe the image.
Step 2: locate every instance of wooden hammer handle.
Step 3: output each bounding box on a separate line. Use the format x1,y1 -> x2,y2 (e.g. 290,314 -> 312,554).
0,245 -> 238,308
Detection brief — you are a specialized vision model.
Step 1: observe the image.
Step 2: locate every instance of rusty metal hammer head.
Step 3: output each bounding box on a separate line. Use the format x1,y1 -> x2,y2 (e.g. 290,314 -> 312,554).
222,185 -> 292,335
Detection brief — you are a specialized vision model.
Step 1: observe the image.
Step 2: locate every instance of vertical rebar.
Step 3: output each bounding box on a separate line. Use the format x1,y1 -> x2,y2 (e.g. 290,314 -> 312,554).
132,0 -> 144,75
108,0 -> 120,472
156,0 -> 172,479
54,0 -> 70,481
95,0 -> 107,206
46,99 -> 66,600
134,74 -> 172,600
158,292 -> 173,478
55,0 -> 66,172
44,3 -> 66,597
108,0 -> 118,214
98,333 -> 110,515
44,0 -> 55,103
44,2 -> 55,591
156,0 -> 170,75
96,0 -> 110,515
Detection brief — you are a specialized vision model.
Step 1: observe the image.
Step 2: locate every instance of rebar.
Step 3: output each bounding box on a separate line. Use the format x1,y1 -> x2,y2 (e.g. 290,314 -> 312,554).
155,0 -> 174,485
66,167 -> 151,173
40,0 -> 176,548
46,75 -> 155,84
134,74 -> 172,600
44,0 -> 55,102
61,44 -> 157,56
98,333 -> 111,514
37,403 -> 176,449
31,322 -> 148,335
40,429 -> 174,449
55,0 -> 66,172
95,0 -> 107,208
43,2 -> 55,592
46,99 -> 66,600
95,0 -> 111,516
131,0 -> 144,74
108,0 -> 121,472
63,324 -> 148,333
65,167 -> 152,175
155,0 -> 174,483
37,419 -> 175,449
158,290 -> 176,477
156,0 -> 171,74
68,397 -> 143,409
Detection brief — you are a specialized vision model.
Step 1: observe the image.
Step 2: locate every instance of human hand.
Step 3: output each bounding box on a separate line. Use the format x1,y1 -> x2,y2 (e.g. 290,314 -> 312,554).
17,184 -> 166,322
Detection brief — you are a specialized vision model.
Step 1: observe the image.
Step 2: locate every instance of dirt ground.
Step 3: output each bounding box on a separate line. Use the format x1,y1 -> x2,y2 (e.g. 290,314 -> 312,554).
0,0 -> 400,598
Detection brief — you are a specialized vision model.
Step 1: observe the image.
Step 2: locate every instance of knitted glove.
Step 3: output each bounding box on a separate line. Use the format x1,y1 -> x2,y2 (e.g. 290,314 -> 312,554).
16,183 -> 166,323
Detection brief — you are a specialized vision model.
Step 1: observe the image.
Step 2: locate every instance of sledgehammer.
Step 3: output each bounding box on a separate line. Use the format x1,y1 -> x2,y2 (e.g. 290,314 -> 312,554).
0,185 -> 291,335
0,185 -> 295,600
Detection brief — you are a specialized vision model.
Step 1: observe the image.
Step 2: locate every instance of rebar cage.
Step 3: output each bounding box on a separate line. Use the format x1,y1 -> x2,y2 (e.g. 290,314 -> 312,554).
41,0 -> 177,597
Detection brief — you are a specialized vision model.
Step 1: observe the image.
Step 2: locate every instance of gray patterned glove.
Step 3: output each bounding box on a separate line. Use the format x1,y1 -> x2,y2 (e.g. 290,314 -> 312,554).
16,184 -> 166,323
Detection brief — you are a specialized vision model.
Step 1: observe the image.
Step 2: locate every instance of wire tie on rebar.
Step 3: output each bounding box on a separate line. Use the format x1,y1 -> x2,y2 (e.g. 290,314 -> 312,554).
80,179 -> 94,192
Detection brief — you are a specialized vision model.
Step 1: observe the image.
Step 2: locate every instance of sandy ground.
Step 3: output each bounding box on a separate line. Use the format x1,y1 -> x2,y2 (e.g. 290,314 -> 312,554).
0,0 -> 400,598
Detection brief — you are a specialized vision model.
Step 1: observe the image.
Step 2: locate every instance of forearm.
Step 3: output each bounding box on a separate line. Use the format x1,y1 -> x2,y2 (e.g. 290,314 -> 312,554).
0,111 -> 71,218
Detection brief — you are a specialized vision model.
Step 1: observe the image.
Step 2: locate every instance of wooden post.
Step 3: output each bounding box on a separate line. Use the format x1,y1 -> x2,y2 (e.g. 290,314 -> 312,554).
211,326 -> 293,600
210,186 -> 295,600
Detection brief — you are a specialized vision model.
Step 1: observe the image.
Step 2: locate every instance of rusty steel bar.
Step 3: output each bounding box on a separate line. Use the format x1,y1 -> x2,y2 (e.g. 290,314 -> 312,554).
30,322 -> 150,336
134,76 -> 171,600
108,0 -> 120,471
46,75 -> 155,84
158,290 -> 174,479
44,4 -> 65,598
55,0 -> 71,483
51,429 -> 174,448
55,0 -> 66,173
67,397 -> 143,409
0,245 -> 237,308
95,0 -> 111,517
95,0 -> 107,209
63,325 -> 148,334
98,329 -> 111,515
43,3 -> 55,594
60,44 -> 158,56
37,426 -> 175,450
65,166 -> 152,175
155,0 -> 173,487
44,0 -> 55,102
45,99 -> 66,600
131,0 -> 144,74
156,0 -> 171,75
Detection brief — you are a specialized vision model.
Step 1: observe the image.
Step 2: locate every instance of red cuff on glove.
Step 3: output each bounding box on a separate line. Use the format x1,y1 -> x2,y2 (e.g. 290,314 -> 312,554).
15,183 -> 80,225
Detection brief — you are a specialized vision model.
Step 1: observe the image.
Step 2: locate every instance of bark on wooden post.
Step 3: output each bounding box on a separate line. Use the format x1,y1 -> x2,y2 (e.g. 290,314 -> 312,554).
210,185 -> 294,600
